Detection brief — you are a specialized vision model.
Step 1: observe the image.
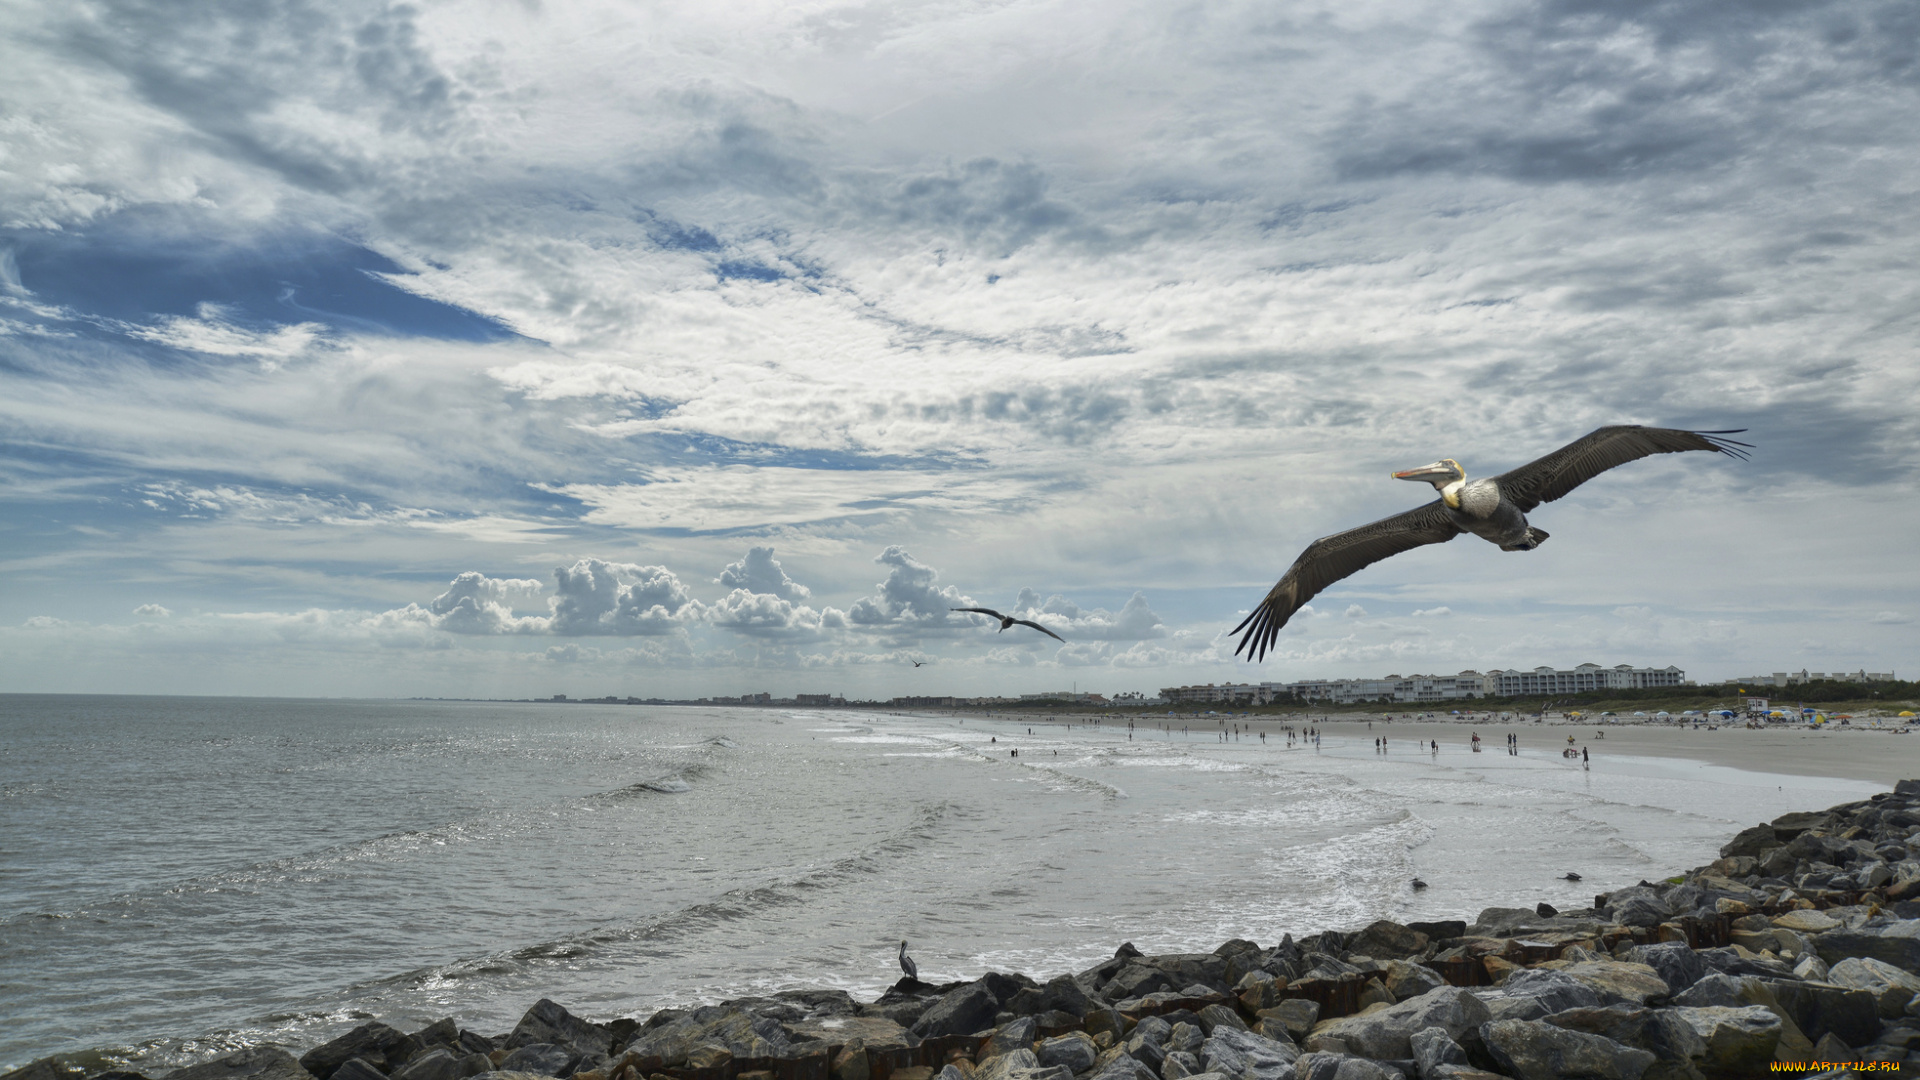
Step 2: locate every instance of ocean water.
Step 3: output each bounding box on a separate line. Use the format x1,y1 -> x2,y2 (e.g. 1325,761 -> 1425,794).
0,696 -> 1885,1072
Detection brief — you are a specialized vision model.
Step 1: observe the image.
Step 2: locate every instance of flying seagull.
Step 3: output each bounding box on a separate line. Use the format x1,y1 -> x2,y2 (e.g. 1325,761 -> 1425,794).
1233,426 -> 1751,661
898,940 -> 918,980
951,607 -> 1066,642
911,660 -> 927,667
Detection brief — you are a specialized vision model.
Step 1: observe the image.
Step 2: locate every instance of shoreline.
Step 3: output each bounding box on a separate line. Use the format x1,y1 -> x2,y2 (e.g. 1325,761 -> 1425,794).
17,783 -> 1920,1080
914,709 -> 1920,787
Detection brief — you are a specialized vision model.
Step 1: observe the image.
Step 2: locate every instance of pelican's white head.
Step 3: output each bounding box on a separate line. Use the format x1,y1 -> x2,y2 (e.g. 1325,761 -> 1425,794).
1392,458 -> 1467,507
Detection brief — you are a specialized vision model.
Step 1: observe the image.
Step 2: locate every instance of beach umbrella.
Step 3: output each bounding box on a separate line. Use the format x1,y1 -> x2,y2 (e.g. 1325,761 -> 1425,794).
1903,711 -> 1916,718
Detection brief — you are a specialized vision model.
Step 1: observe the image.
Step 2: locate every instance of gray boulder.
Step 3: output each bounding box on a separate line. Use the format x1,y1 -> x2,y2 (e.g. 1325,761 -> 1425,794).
1082,1057 -> 1156,1080
1826,957 -> 1920,1017
1035,1033 -> 1097,1073
170,1049 -> 316,1080
1383,963 -> 1446,1004
1627,944 -> 1710,994
1199,1005 -> 1251,1034
1349,922 -> 1431,962
1478,1020 -> 1655,1080
1612,897 -> 1672,930
1498,969 -> 1605,1015
1669,1007 -> 1781,1076
1541,1006 -> 1705,1080
1760,980 -> 1880,1048
912,982 -> 1001,1038
1004,975 -> 1096,1019
1259,1000 -> 1321,1042
981,1018 -> 1038,1060
972,1050 -> 1046,1080
1813,924 -> 1920,972
326,1063 -> 385,1080
622,1005 -> 797,1066
497,1046 -> 571,1078
1170,1023 -> 1207,1054
299,1024 -> 416,1080
1164,1053 -> 1205,1079
393,1051 -> 460,1080
1200,1025 -> 1300,1080
1307,987 -> 1490,1061
1407,1027 -> 1467,1080
507,1001 -> 610,1059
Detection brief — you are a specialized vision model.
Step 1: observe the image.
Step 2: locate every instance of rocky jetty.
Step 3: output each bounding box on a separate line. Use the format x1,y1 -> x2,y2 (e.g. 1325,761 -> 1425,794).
19,782 -> 1920,1080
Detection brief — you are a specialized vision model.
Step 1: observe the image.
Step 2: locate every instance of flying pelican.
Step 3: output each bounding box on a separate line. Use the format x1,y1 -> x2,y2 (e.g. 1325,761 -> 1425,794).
1232,426 -> 1750,661
951,607 -> 1066,642
1563,872 -> 1583,882
898,940 -> 918,980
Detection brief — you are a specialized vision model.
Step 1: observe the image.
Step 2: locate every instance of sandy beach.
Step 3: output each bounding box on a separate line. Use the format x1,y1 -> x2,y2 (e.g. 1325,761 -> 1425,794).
1157,714 -> 1920,787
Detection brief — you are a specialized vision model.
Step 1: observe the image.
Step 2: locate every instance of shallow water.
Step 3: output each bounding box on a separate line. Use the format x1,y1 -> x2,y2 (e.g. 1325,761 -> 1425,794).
0,696 -> 1883,1072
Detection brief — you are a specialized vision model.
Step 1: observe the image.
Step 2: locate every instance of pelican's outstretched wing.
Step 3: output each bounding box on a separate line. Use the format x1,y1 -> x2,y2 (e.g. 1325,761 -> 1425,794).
1010,618 -> 1066,642
1493,426 -> 1750,513
1233,501 -> 1463,662
951,607 -> 1006,619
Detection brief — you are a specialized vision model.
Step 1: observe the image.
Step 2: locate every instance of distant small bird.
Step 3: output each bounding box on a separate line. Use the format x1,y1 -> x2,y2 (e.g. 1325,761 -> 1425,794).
1563,872 -> 1583,882
1411,878 -> 1428,890
951,607 -> 1066,642
911,660 -> 927,667
898,940 -> 918,980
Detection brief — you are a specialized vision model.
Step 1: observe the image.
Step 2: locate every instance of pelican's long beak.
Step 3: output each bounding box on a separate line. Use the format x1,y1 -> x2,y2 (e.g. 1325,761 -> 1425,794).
1392,460 -> 1459,483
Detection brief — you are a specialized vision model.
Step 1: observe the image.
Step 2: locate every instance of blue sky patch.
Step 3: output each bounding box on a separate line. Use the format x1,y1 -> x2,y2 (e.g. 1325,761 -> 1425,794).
4,215 -> 515,343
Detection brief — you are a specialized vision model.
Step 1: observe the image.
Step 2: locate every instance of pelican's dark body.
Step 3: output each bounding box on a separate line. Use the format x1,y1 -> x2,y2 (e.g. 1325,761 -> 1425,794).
1231,425 -> 1752,661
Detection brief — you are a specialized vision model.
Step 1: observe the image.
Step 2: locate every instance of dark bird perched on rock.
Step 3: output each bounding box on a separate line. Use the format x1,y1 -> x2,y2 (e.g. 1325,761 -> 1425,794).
951,607 -> 1066,642
898,940 -> 917,980
1233,426 -> 1750,660
1536,901 -> 1559,918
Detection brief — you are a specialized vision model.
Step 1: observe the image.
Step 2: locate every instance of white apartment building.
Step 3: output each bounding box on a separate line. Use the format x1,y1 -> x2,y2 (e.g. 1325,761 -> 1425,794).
1484,663 -> 1686,696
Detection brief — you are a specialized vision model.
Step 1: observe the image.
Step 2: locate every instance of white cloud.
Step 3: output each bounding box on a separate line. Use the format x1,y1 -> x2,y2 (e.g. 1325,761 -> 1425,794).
717,546 -> 810,601
123,304 -> 326,366
133,603 -> 172,618
544,467 -> 1047,532
1410,607 -> 1451,618
1009,588 -> 1167,641
846,546 -> 976,632
550,558 -> 698,636
1869,612 -> 1912,625
424,571 -> 546,634
1345,604 -> 1368,619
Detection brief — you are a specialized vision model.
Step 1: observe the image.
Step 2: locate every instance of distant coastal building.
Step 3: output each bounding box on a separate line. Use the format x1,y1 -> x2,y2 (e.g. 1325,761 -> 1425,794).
1720,669 -> 1896,687
1484,663 -> 1686,696
1161,662 -> 1689,705
795,693 -> 844,706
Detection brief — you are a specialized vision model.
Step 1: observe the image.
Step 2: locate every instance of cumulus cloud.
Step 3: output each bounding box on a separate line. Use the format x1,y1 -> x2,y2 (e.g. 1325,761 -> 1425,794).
1345,605 -> 1368,619
717,547 -> 810,601
133,603 -> 172,618
1010,588 -> 1167,640
424,571 -> 546,634
1411,607 -> 1451,618
847,546 -> 975,631
550,559 -> 697,636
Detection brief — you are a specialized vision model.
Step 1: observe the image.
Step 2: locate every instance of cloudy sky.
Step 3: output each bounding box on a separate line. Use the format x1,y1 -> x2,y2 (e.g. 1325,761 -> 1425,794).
2,0 -> 1915,699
